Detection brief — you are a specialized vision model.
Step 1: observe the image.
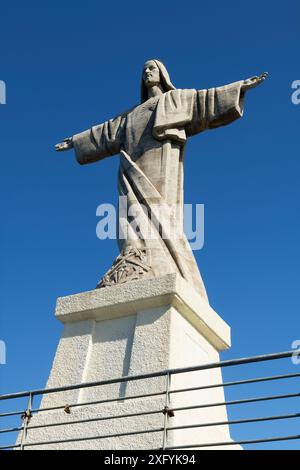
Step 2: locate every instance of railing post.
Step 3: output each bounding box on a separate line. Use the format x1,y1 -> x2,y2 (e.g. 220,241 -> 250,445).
20,393 -> 33,450
162,372 -> 171,450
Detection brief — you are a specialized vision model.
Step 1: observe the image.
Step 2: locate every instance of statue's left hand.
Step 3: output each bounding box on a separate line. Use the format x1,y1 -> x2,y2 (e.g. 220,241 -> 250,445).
242,72 -> 268,91
55,137 -> 73,152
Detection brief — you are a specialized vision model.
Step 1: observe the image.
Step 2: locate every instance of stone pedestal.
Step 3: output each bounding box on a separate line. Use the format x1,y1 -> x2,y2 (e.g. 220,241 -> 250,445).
22,274 -> 240,450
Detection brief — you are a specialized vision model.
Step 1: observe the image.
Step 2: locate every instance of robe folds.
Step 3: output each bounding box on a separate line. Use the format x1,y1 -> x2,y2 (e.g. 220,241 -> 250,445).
72,82 -> 245,300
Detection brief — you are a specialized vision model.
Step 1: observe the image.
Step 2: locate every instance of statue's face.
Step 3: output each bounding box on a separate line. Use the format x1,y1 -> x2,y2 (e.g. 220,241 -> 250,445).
143,61 -> 161,88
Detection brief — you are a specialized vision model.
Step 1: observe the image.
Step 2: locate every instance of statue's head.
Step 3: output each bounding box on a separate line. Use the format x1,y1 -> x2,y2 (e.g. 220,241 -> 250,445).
141,59 -> 175,103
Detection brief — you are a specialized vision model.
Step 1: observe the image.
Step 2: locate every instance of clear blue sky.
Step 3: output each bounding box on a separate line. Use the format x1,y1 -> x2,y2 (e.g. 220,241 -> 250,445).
0,0 -> 299,449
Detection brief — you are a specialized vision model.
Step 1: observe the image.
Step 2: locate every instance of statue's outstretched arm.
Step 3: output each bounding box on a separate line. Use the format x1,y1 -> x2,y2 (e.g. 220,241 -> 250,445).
241,72 -> 268,91
55,137 -> 73,152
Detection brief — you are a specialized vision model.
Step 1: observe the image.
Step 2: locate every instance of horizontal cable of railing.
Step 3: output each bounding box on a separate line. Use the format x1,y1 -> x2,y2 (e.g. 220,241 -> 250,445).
2,427 -> 300,450
170,391 -> 300,412
0,350 -> 296,402
1,408 -> 299,438
2,369 -> 299,421
1,388 -> 300,436
165,434 -> 300,449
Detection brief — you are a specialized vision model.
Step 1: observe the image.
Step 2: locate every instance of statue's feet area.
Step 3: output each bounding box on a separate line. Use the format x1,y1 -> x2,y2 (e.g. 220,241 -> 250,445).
97,247 -> 152,288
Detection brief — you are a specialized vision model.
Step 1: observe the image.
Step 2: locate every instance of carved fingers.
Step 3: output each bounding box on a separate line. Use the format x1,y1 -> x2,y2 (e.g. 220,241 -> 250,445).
55,137 -> 73,152
242,72 -> 268,91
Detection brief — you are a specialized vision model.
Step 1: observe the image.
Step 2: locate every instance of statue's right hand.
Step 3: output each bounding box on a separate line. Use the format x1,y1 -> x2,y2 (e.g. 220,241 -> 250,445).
55,137 -> 73,152
242,72 -> 268,91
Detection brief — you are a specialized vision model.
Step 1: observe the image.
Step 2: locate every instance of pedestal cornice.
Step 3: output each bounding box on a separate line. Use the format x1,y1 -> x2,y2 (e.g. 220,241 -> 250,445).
55,273 -> 231,351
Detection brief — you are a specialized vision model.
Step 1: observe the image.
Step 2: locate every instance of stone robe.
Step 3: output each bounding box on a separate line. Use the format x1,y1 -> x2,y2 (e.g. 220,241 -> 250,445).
72,82 -> 245,300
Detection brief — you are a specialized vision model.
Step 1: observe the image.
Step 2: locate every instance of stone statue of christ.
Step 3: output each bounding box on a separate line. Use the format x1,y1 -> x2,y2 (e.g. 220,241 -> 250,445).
56,59 -> 267,300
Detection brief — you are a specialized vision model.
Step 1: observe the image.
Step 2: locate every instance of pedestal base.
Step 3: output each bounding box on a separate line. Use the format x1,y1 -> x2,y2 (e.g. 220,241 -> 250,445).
21,274 -> 240,449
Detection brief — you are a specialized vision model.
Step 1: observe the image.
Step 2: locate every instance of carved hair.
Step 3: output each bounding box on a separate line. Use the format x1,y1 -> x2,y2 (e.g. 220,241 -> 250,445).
140,59 -> 176,103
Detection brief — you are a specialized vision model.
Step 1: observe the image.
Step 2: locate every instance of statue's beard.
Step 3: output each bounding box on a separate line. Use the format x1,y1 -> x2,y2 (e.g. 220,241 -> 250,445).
144,80 -> 160,88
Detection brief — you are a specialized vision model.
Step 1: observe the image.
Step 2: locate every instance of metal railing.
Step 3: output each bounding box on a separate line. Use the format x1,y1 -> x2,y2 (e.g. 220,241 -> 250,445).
0,350 -> 299,450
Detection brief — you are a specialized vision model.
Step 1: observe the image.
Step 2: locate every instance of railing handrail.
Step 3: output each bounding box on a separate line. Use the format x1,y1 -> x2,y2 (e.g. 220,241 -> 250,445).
0,350 -> 296,401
